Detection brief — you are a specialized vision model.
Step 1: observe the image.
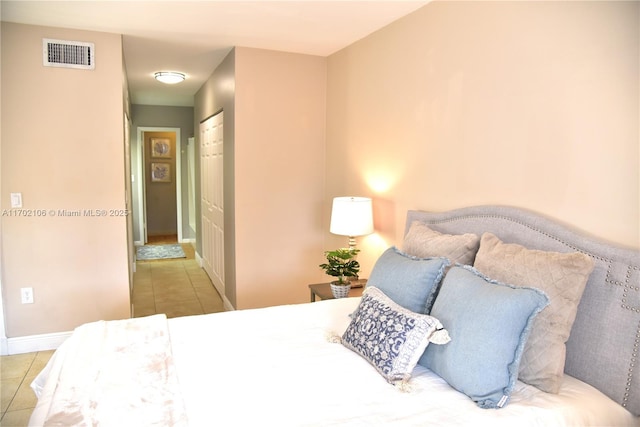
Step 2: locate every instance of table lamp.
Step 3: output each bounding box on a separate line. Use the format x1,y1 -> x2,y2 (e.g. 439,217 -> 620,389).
330,197 -> 374,250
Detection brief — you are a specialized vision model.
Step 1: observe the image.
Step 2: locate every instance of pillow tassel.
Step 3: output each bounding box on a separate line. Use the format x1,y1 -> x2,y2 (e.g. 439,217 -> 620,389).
326,332 -> 342,344
395,379 -> 414,393
429,328 -> 451,345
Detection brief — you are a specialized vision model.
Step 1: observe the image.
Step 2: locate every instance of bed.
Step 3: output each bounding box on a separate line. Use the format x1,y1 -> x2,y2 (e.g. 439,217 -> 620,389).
30,206 -> 640,426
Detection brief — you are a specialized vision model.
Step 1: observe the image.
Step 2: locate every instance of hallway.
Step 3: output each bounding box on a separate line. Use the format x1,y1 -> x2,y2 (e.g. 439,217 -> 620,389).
132,236 -> 225,318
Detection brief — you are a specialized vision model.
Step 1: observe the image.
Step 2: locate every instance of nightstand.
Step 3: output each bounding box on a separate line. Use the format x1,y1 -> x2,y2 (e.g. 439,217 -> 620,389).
308,279 -> 367,302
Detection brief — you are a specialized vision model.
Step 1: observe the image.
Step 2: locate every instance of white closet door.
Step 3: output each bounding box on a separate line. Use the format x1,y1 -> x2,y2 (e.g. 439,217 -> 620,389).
200,112 -> 224,296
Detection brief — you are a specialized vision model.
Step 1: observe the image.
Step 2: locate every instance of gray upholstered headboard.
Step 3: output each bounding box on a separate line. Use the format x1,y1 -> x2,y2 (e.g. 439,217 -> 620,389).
406,206 -> 639,416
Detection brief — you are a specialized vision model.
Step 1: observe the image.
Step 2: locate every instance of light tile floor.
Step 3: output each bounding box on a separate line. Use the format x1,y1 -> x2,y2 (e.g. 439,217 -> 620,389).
132,242 -> 226,318
0,239 -> 224,425
1,351 -> 54,426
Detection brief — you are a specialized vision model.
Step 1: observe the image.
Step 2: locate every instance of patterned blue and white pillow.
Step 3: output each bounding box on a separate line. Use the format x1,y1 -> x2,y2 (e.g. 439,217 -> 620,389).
341,286 -> 450,386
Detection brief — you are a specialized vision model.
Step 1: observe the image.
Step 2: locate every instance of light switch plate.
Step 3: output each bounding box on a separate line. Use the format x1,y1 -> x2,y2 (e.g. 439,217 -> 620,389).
10,192 -> 23,208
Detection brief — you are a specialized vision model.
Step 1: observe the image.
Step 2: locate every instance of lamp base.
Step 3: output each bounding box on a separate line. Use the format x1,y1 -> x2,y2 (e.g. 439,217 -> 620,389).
348,236 -> 357,250
349,278 -> 367,288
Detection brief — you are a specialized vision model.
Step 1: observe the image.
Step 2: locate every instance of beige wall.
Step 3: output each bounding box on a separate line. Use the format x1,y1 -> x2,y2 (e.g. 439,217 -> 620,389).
1,23 -> 130,337
326,1 -> 639,275
234,47 -> 327,309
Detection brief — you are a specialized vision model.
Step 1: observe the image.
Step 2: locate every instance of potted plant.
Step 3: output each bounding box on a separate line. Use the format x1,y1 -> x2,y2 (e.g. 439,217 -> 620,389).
319,248 -> 360,298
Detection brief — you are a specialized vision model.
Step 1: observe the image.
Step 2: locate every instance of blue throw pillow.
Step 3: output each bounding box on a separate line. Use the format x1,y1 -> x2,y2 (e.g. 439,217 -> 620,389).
366,247 -> 449,314
419,265 -> 549,409
342,286 -> 450,385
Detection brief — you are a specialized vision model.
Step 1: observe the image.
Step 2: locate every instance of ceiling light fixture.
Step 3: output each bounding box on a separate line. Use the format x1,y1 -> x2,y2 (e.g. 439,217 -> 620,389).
154,71 -> 185,84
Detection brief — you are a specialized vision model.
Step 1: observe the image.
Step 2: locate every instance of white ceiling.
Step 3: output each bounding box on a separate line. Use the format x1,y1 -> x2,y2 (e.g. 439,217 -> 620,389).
1,1 -> 429,107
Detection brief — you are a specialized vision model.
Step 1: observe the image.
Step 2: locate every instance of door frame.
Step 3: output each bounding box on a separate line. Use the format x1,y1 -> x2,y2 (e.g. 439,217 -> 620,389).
136,127 -> 182,244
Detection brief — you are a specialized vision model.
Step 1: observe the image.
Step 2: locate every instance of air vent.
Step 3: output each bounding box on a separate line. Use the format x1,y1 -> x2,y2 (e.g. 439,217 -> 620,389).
43,38 -> 95,70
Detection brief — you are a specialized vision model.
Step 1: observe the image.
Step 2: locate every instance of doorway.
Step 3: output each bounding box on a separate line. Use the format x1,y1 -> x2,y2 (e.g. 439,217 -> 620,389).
135,127 -> 183,244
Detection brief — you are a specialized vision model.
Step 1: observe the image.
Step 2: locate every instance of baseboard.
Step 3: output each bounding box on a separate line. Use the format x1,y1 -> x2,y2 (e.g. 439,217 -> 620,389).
134,240 -> 144,247
180,238 -> 195,244
0,337 -> 8,355
193,251 -> 232,310
4,331 -> 72,355
222,296 -> 235,311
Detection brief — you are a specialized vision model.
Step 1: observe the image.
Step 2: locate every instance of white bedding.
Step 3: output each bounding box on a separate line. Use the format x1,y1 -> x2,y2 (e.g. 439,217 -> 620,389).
31,297 -> 639,427
30,315 -> 187,426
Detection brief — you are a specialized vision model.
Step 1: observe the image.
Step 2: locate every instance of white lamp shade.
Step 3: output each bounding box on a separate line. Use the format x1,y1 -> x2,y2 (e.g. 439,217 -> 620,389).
330,197 -> 374,237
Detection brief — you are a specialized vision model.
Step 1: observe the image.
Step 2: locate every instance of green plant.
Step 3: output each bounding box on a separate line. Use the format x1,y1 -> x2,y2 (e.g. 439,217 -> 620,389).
319,248 -> 360,285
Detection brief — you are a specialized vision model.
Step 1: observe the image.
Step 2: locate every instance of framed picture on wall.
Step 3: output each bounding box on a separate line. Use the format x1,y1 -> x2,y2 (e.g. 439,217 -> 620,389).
151,162 -> 171,183
151,138 -> 171,158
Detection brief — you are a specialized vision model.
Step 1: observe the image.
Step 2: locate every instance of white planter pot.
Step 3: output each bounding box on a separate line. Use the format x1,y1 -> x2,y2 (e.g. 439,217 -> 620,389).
330,282 -> 351,298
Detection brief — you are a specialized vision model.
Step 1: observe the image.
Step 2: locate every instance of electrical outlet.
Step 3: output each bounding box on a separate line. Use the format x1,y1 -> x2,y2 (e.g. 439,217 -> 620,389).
21,287 -> 34,304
